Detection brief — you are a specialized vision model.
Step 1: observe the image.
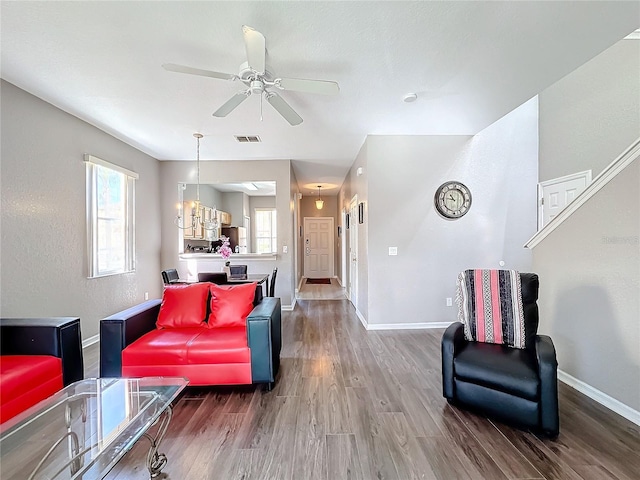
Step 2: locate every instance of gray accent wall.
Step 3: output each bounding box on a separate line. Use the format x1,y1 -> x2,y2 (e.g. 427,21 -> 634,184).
535,39 -> 640,412
343,97 -> 538,327
539,39 -> 640,182
533,160 -> 639,411
0,80 -> 162,340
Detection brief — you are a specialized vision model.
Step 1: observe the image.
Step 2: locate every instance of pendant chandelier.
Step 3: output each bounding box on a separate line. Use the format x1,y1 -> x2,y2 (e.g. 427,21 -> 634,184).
175,133 -> 219,233
315,185 -> 324,210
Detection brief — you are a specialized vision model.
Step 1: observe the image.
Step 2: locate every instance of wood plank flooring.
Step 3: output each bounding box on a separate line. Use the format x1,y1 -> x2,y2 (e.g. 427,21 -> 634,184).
80,299 -> 640,479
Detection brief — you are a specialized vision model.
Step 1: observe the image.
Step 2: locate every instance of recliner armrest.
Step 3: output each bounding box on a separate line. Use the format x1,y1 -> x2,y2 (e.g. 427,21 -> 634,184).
535,335 -> 559,437
99,300 -> 161,377
0,317 -> 83,386
246,297 -> 281,383
442,321 -> 465,399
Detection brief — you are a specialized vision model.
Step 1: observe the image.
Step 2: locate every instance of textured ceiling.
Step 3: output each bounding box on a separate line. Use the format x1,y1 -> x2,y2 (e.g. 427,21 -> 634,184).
1,1 -> 638,194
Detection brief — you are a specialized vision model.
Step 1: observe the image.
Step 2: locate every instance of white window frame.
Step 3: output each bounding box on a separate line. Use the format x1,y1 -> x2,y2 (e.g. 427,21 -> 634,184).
254,208 -> 277,254
85,154 -> 137,278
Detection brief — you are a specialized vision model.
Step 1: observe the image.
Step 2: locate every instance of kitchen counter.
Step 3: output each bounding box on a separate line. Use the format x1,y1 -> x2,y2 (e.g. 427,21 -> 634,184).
179,253 -> 277,260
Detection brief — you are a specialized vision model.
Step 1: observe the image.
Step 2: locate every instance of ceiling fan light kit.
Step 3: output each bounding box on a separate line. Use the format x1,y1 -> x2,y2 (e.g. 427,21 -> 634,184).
163,25 -> 339,126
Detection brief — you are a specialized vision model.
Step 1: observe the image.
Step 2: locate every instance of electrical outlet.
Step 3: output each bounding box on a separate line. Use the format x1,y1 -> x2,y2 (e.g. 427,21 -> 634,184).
144,292 -> 149,300
446,297 -> 453,307
389,247 -> 398,256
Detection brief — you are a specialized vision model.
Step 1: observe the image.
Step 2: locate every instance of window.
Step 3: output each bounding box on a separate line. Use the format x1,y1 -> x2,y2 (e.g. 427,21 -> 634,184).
255,208 -> 277,254
85,155 -> 137,277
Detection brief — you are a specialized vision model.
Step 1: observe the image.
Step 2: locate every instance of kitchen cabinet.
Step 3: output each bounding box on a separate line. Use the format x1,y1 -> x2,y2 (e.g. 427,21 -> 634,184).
218,210 -> 232,226
182,202 -> 232,240
182,202 -> 217,240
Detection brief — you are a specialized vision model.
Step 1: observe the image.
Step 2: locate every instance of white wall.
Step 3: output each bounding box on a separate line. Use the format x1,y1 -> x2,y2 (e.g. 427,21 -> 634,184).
365,97 -> 538,327
0,80 -> 162,340
159,159 -> 295,308
535,39 -> 640,413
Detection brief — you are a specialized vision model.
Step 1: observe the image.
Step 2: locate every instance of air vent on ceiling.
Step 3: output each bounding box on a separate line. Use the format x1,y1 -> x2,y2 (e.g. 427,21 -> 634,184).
234,135 -> 261,143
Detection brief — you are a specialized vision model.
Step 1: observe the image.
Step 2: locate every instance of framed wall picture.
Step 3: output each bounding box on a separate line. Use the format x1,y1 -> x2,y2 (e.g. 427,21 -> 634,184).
358,202 -> 364,224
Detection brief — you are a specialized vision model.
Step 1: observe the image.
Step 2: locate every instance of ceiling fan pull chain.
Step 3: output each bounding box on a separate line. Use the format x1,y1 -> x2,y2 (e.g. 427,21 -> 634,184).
260,93 -> 263,121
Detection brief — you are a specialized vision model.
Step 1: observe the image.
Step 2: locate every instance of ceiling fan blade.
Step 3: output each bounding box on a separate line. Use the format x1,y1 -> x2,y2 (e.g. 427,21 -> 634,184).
277,77 -> 339,95
213,92 -> 250,117
266,92 -> 303,126
162,63 -> 236,81
242,25 -> 266,75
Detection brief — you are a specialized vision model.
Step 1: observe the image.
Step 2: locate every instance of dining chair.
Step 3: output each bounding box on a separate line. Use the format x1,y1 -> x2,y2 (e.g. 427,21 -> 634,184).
161,269 -> 180,284
197,272 -> 228,284
229,265 -> 248,276
268,267 -> 278,297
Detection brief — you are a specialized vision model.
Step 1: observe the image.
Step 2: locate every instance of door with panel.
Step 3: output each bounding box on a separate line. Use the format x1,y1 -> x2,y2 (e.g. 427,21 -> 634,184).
303,217 -> 334,278
539,171 -> 591,228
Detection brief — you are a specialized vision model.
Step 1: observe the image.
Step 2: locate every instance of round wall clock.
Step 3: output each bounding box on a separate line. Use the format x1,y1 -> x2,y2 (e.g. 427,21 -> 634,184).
434,181 -> 472,219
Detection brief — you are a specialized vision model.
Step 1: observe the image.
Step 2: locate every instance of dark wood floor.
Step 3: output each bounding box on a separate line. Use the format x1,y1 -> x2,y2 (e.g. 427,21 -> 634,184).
82,299 -> 640,480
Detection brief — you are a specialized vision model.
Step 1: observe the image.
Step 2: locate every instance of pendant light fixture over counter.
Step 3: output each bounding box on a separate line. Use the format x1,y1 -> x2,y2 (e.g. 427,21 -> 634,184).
315,185 -> 324,210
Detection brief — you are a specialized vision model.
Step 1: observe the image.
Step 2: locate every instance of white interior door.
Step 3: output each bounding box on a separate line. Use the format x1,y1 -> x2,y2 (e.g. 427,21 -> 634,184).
341,208 -> 347,288
304,217 -> 334,278
348,196 -> 358,306
539,170 -> 592,228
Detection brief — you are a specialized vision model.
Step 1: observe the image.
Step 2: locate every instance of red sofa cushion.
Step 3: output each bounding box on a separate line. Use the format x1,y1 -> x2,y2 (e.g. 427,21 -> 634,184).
122,328 -> 202,366
157,283 -> 210,329
1,355 -> 63,424
186,328 -> 250,364
208,283 -> 256,328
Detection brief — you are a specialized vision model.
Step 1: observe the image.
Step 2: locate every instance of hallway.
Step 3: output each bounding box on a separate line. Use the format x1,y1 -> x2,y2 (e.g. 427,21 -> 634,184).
296,277 -> 346,301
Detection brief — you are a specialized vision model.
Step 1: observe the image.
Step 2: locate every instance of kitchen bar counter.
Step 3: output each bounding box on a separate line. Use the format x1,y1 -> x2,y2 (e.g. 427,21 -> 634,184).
179,253 -> 277,260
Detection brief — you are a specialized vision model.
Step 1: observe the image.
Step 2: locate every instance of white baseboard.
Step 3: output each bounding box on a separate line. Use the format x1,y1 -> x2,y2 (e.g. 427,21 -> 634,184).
82,334 -> 99,349
558,369 -> 640,426
366,321 -> 453,331
282,298 -> 296,311
355,308 -> 367,329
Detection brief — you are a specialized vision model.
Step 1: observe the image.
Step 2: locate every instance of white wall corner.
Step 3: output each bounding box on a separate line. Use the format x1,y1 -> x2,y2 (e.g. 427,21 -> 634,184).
355,308 -> 368,329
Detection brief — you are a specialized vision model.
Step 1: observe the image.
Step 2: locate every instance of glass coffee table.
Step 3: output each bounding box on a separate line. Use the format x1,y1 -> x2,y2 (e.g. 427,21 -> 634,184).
0,377 -> 187,479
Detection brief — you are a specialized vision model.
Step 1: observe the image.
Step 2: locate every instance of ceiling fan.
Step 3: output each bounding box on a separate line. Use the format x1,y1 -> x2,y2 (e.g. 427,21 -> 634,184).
163,25 -> 339,126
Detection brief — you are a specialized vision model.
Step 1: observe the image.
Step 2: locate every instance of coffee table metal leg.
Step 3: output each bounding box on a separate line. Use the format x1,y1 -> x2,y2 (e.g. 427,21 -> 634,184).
141,405 -> 173,477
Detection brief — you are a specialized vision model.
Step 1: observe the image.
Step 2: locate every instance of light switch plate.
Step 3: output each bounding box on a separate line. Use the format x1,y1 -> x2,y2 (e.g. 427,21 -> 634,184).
389,247 -> 398,256
282,245 -> 288,254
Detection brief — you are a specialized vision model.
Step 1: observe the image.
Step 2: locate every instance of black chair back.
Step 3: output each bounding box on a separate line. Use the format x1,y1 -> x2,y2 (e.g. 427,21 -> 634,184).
162,269 -> 179,284
268,267 -> 278,297
229,265 -> 248,276
197,272 -> 228,284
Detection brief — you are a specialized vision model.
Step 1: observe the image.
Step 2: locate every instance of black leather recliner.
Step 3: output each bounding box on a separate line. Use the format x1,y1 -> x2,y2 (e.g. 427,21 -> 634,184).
441,273 -> 559,437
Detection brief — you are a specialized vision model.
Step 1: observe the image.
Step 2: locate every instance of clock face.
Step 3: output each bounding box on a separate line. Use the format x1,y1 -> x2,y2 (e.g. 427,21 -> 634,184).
434,182 -> 472,219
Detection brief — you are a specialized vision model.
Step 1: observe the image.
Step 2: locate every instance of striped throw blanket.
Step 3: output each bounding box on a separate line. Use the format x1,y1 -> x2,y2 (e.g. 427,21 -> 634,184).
456,269 -> 526,349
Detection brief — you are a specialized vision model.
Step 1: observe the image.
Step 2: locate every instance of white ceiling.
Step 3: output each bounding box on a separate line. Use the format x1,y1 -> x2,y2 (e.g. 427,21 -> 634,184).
1,2 -> 638,194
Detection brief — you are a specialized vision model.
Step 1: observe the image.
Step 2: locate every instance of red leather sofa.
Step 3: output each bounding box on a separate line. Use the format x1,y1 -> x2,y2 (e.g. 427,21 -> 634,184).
0,317 -> 84,424
99,282 -> 281,389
